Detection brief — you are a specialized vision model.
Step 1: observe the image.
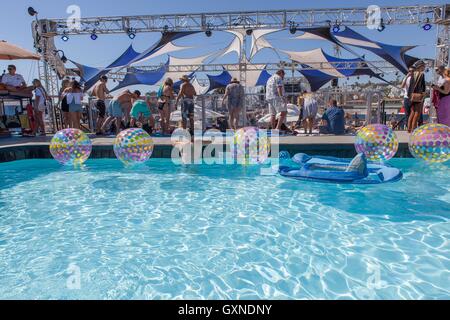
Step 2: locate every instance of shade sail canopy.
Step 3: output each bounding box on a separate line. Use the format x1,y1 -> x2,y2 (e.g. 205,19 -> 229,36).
192,77 -> 209,95
73,45 -> 142,90
249,29 -> 281,59
285,48 -> 381,91
332,27 -> 416,74
73,32 -> 198,90
206,66 -> 271,92
0,41 -> 40,60
128,31 -> 198,66
294,26 -> 419,74
111,63 -> 168,92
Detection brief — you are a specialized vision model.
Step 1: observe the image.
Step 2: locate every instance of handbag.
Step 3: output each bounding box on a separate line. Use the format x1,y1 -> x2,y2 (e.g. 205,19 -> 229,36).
410,73 -> 424,103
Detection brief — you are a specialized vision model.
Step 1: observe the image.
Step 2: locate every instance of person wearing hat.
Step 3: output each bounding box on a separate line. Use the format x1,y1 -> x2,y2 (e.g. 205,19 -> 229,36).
222,78 -> 245,130
407,60 -> 426,133
175,75 -> 197,135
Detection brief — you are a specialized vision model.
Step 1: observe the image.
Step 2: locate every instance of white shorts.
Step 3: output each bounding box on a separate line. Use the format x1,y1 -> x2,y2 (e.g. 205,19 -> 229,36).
268,97 -> 287,115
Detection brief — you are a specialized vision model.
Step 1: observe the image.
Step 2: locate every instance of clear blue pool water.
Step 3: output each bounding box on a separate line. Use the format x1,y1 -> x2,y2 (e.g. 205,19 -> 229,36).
0,158 -> 449,300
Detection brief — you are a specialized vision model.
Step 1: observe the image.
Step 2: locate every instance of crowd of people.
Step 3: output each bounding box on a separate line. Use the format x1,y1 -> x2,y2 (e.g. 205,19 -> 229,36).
1,62 -> 450,137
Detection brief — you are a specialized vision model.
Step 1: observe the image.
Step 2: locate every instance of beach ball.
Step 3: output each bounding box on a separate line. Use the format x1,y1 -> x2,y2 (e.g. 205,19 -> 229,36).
50,128 -> 92,165
355,124 -> 398,161
230,127 -> 271,165
409,123 -> 450,163
114,128 -> 154,165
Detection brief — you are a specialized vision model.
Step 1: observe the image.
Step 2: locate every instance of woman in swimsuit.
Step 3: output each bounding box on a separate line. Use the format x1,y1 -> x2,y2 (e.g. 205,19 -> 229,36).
65,80 -> 84,129
158,78 -> 174,134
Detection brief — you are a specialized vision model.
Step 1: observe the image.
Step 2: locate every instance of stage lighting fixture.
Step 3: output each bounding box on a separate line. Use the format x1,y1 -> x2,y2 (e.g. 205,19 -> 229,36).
90,31 -> 98,40
422,18 -> 432,31
28,7 -> 38,17
377,19 -> 386,32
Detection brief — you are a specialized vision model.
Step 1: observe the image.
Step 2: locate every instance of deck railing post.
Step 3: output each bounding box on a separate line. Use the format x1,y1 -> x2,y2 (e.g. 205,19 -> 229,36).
201,95 -> 206,132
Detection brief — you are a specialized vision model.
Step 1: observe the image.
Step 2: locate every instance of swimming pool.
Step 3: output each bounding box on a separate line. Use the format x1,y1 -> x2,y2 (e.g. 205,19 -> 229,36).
0,159 -> 448,299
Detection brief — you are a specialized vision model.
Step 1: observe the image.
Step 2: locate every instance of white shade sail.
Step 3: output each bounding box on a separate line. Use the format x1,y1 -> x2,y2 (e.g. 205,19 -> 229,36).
250,29 -> 281,59
282,48 -> 344,78
130,42 -> 192,66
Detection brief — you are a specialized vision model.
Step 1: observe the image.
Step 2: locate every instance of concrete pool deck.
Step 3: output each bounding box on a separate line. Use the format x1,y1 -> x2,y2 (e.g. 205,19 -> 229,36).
0,131 -> 413,163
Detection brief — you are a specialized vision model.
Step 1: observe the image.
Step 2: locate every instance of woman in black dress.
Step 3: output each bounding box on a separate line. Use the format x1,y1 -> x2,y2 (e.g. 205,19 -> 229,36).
407,60 -> 426,133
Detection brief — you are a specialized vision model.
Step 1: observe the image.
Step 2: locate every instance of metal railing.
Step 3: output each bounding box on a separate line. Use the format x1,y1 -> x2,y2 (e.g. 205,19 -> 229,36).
65,90 -> 389,135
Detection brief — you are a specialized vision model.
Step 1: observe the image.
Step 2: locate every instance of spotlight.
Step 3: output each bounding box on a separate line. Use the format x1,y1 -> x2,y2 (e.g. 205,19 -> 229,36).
90,31 -> 98,40
377,19 -> 386,32
332,25 -> 340,33
27,7 -> 38,17
332,21 -> 341,33
246,29 -> 253,36
61,33 -> 69,42
205,25 -> 212,37
422,18 -> 432,31
289,21 -> 297,35
127,28 -> 136,39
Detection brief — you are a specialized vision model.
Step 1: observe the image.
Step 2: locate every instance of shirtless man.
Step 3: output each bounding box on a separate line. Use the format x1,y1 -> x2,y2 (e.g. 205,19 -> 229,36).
175,75 -> 197,135
101,89 -> 140,135
91,75 -> 111,134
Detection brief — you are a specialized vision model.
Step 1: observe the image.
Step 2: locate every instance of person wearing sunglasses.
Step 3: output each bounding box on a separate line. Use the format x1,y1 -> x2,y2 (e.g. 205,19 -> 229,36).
1,65 -> 28,93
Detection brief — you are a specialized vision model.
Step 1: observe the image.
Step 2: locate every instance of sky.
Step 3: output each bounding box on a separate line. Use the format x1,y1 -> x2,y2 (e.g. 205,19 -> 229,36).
0,0 -> 447,90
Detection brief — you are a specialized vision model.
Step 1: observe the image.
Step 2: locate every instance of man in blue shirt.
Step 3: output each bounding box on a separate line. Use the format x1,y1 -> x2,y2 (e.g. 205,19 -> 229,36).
322,99 -> 345,135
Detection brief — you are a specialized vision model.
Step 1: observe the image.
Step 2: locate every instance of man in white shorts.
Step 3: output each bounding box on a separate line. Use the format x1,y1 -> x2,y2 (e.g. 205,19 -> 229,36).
266,69 -> 287,130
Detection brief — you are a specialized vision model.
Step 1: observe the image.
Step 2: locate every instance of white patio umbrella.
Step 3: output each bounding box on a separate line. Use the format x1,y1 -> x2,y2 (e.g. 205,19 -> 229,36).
0,41 -> 40,60
170,105 -> 225,122
258,104 -> 300,124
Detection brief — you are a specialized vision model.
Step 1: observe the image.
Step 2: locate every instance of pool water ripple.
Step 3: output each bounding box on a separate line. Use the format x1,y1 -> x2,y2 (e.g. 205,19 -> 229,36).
0,159 -> 449,299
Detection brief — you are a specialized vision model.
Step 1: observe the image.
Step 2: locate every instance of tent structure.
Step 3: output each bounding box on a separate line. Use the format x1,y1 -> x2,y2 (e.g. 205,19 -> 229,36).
283,48 -> 382,91
111,63 -> 167,92
332,27 -> 417,74
191,77 -> 209,95
249,29 -> 282,60
67,26 -> 422,92
0,41 -> 40,60
295,26 -> 418,74
72,32 -> 196,90
127,31 -> 199,66
206,67 -> 271,92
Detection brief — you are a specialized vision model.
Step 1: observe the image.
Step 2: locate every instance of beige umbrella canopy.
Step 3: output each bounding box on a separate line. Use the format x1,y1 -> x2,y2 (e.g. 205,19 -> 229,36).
0,40 -> 40,60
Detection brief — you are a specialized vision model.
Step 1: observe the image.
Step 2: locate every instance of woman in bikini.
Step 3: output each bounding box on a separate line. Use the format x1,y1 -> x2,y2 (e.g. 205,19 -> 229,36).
158,78 -> 174,134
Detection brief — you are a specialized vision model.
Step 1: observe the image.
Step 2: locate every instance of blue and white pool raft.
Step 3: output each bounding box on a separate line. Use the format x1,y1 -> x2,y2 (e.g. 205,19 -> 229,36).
278,153 -> 403,184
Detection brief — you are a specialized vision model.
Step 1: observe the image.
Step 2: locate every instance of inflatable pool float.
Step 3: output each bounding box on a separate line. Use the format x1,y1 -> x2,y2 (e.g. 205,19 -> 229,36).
279,153 -> 403,184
